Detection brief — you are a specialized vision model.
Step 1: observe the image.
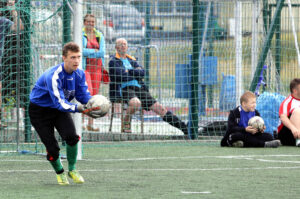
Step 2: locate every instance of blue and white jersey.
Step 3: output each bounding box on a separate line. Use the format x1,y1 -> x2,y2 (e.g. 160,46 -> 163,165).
30,63 -> 91,112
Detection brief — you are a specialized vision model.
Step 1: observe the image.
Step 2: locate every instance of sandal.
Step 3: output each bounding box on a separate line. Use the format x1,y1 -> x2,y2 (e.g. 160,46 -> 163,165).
0,123 -> 7,129
122,121 -> 131,133
86,125 -> 99,132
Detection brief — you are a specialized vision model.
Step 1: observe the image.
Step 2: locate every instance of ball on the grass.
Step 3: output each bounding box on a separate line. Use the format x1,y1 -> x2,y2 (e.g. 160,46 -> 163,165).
248,116 -> 265,131
89,95 -> 111,117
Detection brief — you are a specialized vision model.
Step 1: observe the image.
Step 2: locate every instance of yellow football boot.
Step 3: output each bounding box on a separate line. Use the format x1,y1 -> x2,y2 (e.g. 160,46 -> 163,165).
56,172 -> 69,185
68,170 -> 85,184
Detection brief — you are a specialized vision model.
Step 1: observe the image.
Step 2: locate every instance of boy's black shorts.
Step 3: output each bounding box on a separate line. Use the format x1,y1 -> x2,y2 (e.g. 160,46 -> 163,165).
121,86 -> 157,111
278,126 -> 296,146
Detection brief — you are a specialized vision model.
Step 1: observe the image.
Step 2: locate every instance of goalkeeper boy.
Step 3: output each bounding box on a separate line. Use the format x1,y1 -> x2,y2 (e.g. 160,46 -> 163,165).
29,42 -> 100,185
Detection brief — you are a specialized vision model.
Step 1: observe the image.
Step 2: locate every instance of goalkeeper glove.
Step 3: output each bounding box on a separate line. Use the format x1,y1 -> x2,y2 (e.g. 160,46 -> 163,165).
86,111 -> 105,119
87,109 -> 107,118
77,104 -> 100,114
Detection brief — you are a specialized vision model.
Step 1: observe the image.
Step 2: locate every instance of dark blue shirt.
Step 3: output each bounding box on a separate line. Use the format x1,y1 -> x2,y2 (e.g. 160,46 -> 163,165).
238,106 -> 255,128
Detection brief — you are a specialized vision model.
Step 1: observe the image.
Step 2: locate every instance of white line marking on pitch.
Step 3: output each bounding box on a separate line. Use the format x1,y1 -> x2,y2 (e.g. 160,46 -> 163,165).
181,191 -> 211,194
82,154 -> 300,162
1,154 -> 300,162
0,160 -> 46,162
256,159 -> 300,164
2,166 -> 300,173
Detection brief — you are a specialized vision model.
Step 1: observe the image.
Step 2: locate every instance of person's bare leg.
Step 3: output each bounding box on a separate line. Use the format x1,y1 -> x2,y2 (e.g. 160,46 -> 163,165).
88,117 -> 93,127
290,108 -> 300,140
123,97 -> 141,132
87,117 -> 98,131
81,114 -> 85,130
149,102 -> 167,117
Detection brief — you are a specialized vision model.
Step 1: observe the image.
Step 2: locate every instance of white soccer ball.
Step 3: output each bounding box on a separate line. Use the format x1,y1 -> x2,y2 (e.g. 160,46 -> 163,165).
89,95 -> 111,117
248,116 -> 265,131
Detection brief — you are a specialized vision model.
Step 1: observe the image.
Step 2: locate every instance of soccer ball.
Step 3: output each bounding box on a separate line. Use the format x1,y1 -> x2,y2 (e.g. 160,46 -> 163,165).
88,95 -> 111,117
248,116 -> 265,131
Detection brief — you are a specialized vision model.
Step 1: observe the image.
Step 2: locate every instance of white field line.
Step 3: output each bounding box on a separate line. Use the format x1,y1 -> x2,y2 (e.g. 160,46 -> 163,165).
2,166 -> 300,173
2,154 -> 300,173
256,159 -> 300,164
181,191 -> 211,194
84,154 -> 300,162
0,160 -> 46,162
2,154 -> 300,162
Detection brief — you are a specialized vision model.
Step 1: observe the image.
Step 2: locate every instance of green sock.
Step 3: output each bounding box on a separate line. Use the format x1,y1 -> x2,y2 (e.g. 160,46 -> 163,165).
66,143 -> 78,171
50,157 -> 64,174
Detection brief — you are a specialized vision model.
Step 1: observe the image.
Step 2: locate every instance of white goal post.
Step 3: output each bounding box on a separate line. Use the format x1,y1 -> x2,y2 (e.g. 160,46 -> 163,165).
73,0 -> 83,160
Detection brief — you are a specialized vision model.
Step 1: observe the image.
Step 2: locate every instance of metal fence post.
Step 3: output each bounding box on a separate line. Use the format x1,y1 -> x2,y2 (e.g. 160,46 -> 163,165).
63,0 -> 72,44
249,0 -> 285,92
23,0 -> 31,143
144,1 -> 151,87
190,0 -> 200,139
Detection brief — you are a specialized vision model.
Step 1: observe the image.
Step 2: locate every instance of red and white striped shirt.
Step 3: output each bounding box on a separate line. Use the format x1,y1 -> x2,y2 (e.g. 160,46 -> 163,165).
278,95 -> 300,132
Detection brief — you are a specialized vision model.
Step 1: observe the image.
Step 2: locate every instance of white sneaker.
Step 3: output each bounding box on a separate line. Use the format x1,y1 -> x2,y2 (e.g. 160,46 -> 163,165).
296,139 -> 300,147
265,140 -> 281,148
232,141 -> 244,147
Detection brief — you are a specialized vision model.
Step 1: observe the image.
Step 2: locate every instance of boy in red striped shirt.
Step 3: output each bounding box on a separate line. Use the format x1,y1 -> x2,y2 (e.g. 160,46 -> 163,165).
278,78 -> 300,146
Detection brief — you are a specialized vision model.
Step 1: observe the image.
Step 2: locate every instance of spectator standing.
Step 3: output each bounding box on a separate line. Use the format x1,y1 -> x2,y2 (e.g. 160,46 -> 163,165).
82,14 -> 109,131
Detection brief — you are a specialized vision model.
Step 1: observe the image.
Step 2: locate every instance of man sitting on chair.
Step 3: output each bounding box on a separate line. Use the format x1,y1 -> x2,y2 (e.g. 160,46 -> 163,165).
109,38 -> 188,134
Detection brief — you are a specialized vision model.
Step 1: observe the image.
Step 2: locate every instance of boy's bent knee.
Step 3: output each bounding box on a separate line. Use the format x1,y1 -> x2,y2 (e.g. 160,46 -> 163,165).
128,98 -> 141,111
65,134 -> 80,146
46,146 -> 60,161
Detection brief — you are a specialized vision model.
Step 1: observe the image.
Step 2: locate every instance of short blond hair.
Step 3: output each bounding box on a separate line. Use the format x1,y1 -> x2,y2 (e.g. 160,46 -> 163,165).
240,91 -> 256,104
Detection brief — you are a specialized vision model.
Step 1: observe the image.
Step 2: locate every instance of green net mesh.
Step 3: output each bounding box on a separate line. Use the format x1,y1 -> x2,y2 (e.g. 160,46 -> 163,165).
0,0 -> 300,155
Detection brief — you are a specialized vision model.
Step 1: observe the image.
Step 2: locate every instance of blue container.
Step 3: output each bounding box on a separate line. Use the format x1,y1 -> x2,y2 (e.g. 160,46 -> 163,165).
176,54 -> 218,99
175,55 -> 218,115
187,54 -> 218,85
199,56 -> 218,85
219,74 -> 236,111
175,63 -> 190,98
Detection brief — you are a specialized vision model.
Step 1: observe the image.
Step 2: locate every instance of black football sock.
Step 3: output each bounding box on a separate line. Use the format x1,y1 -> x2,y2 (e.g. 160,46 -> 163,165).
162,111 -> 188,135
